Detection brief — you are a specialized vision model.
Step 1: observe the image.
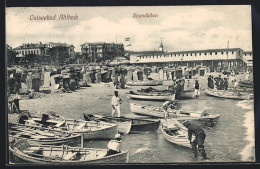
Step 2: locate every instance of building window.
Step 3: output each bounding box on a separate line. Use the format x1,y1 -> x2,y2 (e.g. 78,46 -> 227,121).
191,53 -> 192,56
232,51 -> 234,54
182,54 -> 184,56
226,52 -> 228,54
37,50 -> 38,54
195,53 -> 197,56
215,52 -> 217,55
210,52 -> 212,55
221,52 -> 223,55
199,53 -> 201,55
22,51 -> 24,55
205,53 -> 206,55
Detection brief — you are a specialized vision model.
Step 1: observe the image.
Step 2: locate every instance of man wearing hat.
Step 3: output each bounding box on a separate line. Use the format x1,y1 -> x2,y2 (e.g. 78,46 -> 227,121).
193,79 -> 200,98
106,134 -> 122,156
111,91 -> 122,117
182,120 -> 208,160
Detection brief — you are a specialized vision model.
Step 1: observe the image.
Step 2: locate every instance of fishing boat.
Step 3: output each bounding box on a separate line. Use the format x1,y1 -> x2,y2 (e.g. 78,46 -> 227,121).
8,123 -> 81,146
83,114 -> 132,135
126,80 -> 163,86
130,103 -> 221,126
18,112 -> 118,140
9,139 -> 129,164
83,114 -> 160,133
127,91 -> 175,101
204,88 -> 253,100
238,80 -> 253,88
179,90 -> 194,99
130,118 -> 160,132
160,119 -> 191,148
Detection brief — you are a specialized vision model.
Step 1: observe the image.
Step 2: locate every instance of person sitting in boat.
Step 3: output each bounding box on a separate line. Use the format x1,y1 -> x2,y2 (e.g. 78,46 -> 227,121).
106,134 -> 121,156
162,101 -> 175,119
182,120 -> 208,160
193,80 -> 200,99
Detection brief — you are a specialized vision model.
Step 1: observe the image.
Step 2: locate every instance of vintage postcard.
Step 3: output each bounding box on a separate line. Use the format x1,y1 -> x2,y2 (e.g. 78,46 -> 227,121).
6,6 -> 254,164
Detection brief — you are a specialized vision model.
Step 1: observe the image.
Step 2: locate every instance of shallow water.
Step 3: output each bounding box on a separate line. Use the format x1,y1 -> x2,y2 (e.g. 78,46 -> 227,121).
9,83 -> 255,163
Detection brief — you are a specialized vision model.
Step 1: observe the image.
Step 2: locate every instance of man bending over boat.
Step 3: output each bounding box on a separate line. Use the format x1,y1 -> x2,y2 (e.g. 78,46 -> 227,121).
182,120 -> 208,160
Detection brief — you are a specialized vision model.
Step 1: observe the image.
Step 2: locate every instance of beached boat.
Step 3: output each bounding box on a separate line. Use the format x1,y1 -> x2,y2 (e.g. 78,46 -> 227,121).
160,119 -> 191,148
8,123 -> 81,146
130,118 -> 160,132
127,91 -> 175,101
83,114 -> 132,135
179,90 -> 194,99
130,103 -> 220,126
204,88 -> 253,100
238,81 -> 253,88
126,80 -> 163,86
83,114 -> 160,133
137,87 -> 193,100
19,112 -> 118,140
9,139 -> 129,164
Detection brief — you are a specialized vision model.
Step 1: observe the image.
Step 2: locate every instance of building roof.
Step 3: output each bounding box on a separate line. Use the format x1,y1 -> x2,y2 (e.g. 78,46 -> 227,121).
137,48 -> 243,56
81,42 -> 124,46
13,43 -> 46,50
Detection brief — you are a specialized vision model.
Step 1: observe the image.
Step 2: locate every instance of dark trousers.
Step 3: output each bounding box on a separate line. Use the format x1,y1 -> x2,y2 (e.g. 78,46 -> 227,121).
191,132 -> 207,159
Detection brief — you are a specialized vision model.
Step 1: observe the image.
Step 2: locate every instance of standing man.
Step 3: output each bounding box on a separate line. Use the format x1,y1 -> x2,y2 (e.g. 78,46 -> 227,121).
182,121 -> 208,160
111,91 -> 122,117
193,80 -> 200,98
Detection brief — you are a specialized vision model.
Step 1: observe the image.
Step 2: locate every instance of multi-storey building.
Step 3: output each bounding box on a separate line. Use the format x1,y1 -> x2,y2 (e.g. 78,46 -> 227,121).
81,42 -> 124,63
130,48 -> 251,71
13,42 -> 75,58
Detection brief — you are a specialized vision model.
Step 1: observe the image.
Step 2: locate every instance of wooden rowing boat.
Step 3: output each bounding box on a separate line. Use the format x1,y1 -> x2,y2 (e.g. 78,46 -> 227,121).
179,90 -> 194,99
19,112 -> 118,140
83,114 -> 132,135
160,119 -> 191,148
8,123 -> 81,146
127,91 -> 175,101
204,88 -> 253,100
130,103 -> 220,126
9,139 -> 129,164
126,80 -> 163,86
83,114 -> 160,133
130,118 -> 160,132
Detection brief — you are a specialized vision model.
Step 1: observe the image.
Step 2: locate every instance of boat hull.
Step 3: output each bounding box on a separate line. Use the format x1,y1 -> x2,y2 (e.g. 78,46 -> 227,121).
8,123 -> 81,146
126,81 -> 163,86
127,93 -> 175,101
9,142 -> 129,164
130,103 -> 220,126
204,88 -> 253,100
130,119 -> 160,132
160,119 -> 191,148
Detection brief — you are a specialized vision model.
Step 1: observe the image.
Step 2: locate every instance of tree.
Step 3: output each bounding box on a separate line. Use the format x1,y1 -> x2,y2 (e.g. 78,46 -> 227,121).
7,46 -> 17,65
49,45 -> 70,65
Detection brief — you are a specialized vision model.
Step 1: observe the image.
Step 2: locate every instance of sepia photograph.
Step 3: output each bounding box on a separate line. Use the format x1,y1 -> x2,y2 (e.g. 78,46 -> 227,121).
6,5 -> 255,164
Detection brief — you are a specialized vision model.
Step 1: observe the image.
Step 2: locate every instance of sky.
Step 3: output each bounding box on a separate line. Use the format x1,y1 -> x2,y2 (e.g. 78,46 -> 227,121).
6,6 -> 252,52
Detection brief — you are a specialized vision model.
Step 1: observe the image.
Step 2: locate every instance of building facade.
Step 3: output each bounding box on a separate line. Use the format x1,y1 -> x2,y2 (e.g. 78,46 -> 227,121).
81,42 -> 124,63
13,42 -> 75,58
130,48 -> 251,71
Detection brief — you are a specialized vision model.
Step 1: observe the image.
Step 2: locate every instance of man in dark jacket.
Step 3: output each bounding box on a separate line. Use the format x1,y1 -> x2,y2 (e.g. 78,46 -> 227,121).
182,121 -> 208,159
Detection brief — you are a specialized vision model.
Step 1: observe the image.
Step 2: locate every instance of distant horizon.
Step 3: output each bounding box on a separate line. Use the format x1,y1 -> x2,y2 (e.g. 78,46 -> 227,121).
6,6 -> 252,52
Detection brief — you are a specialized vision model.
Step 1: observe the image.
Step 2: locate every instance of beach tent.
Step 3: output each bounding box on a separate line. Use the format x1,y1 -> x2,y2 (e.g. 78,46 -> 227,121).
133,69 -> 138,81
127,69 -> 133,81
137,71 -> 143,81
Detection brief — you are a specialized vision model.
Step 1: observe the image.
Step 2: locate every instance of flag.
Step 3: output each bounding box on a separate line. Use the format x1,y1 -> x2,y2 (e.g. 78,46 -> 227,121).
125,37 -> 130,41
